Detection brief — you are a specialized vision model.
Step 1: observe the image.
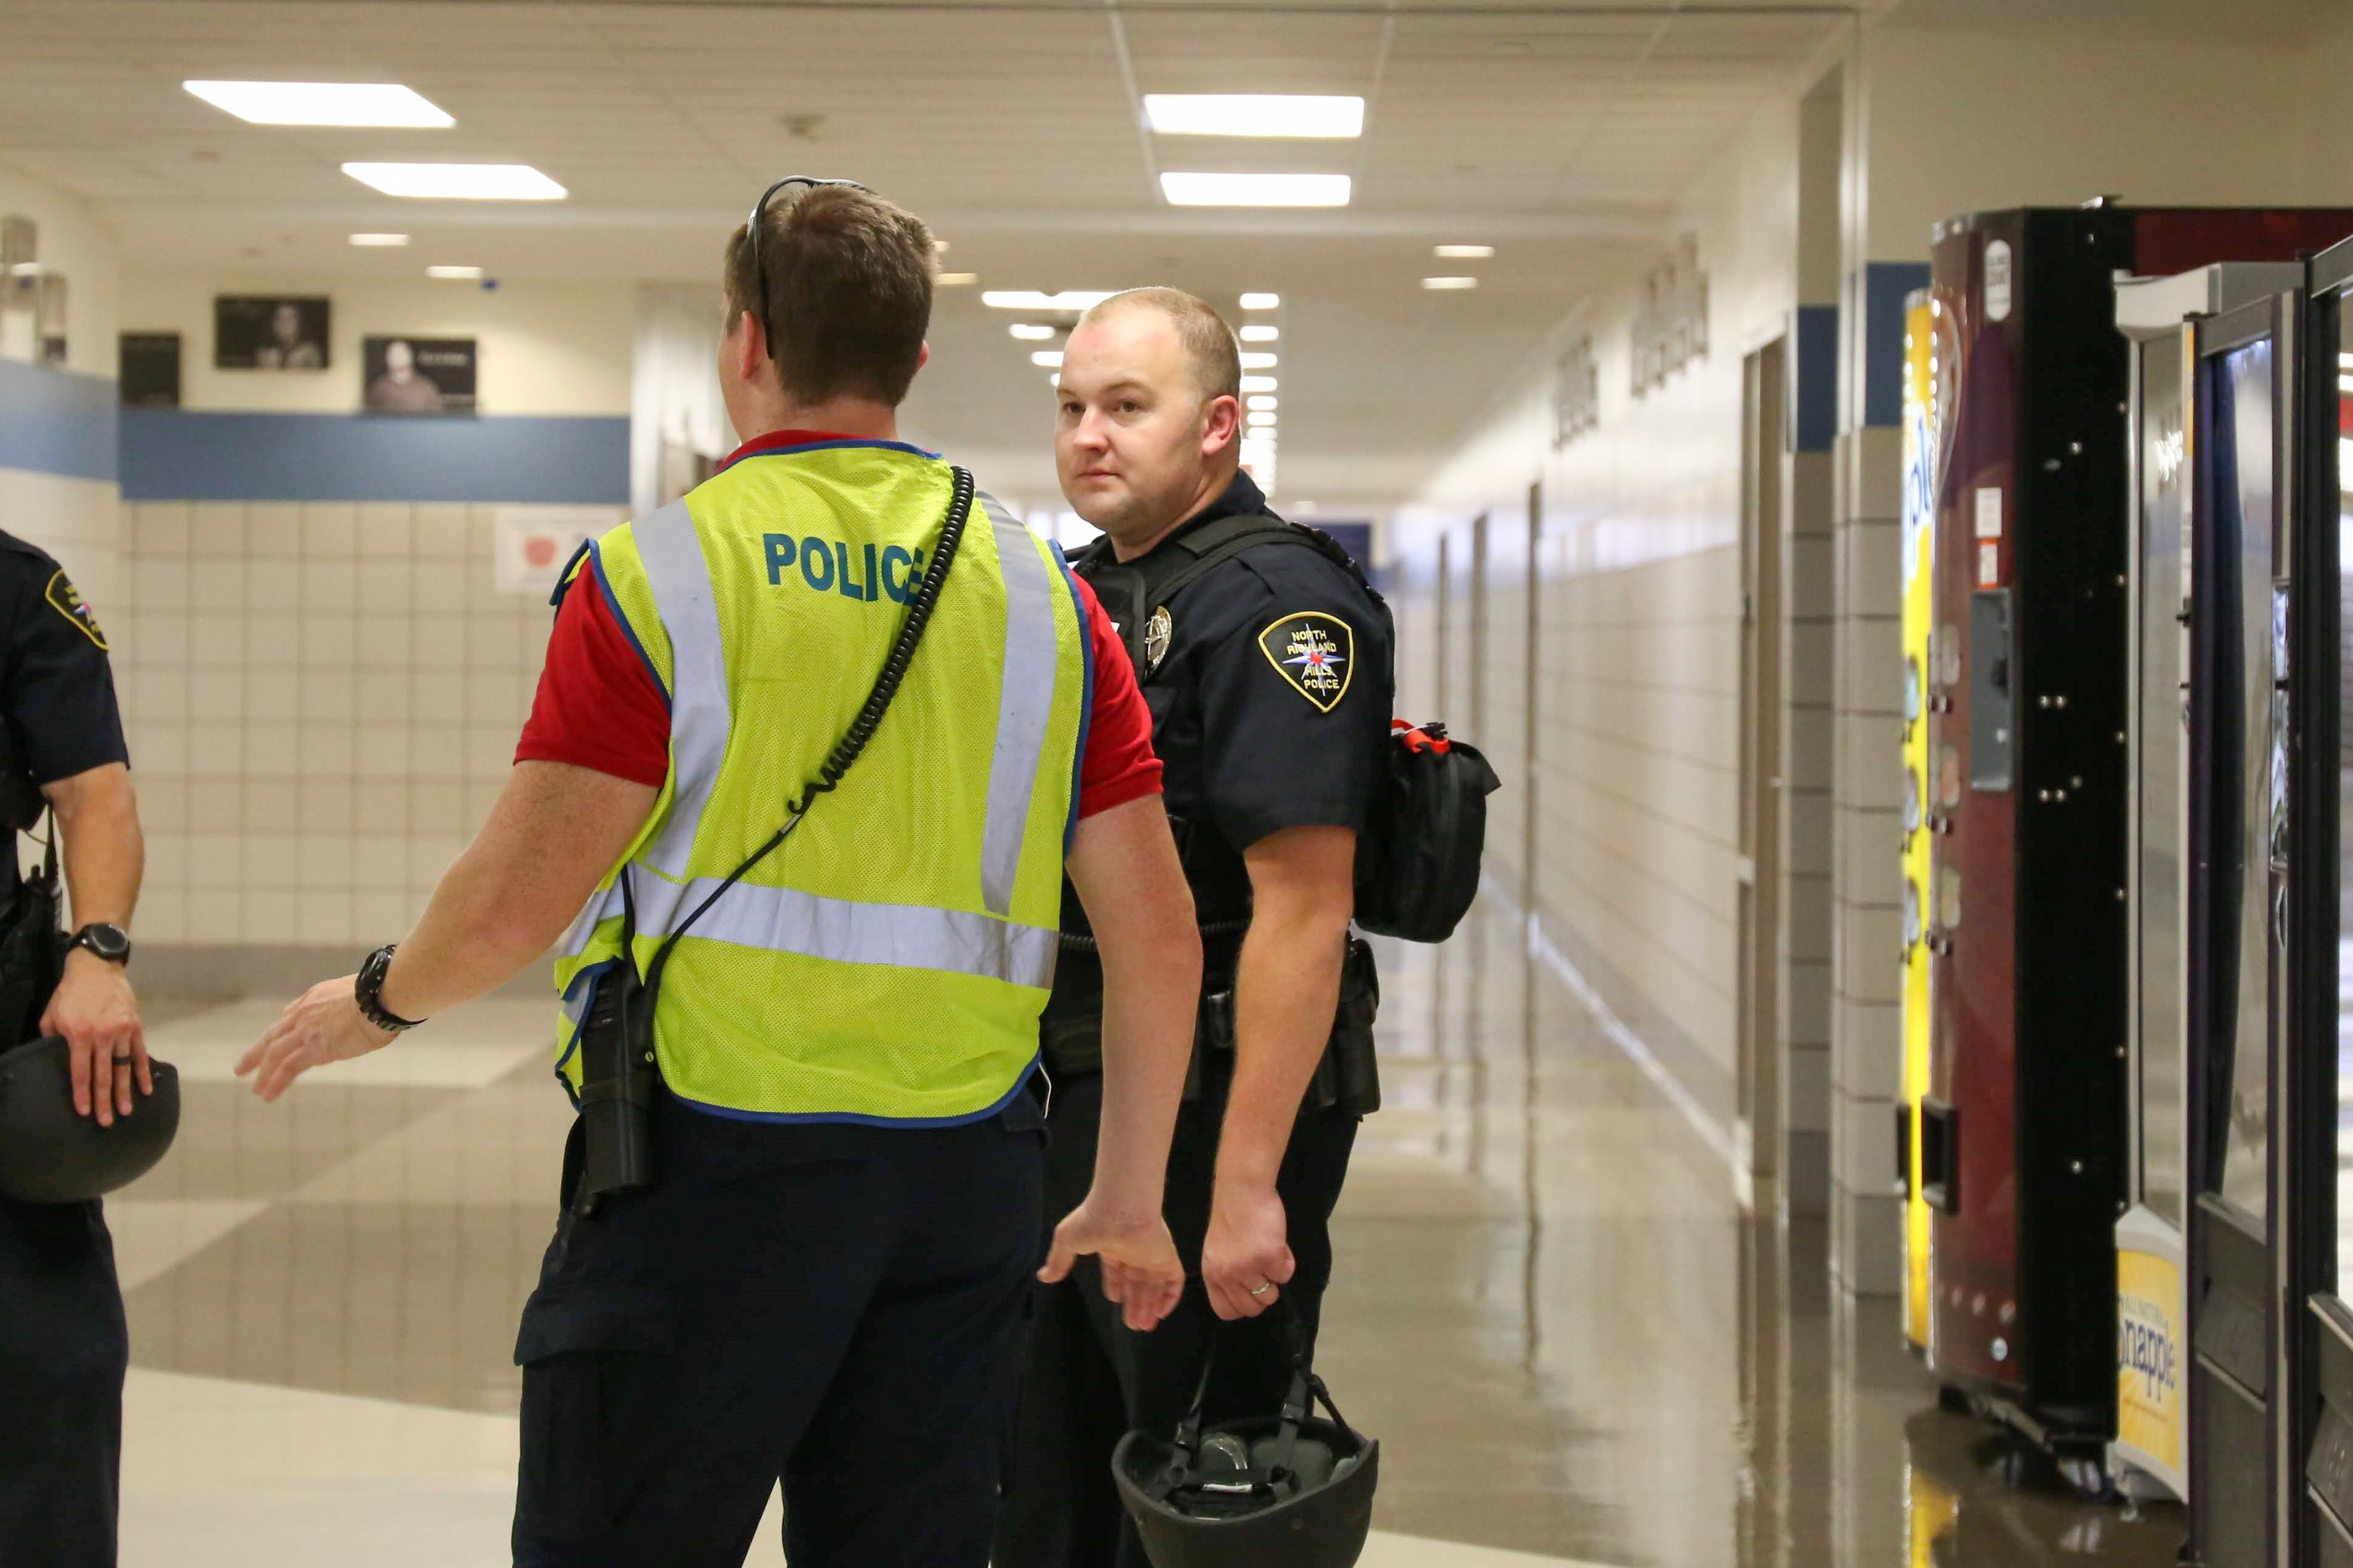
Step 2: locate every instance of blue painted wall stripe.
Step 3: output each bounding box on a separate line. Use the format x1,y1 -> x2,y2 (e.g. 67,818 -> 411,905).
0,360 -> 119,483
1863,261 -> 1931,429
1792,305 -> 1838,454
120,410 -> 630,504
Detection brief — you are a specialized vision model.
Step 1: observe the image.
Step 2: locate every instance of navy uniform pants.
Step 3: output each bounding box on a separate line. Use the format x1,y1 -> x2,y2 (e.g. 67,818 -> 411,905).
512,1087 -> 1046,1568
0,1195 -> 127,1566
993,1071 -> 1359,1568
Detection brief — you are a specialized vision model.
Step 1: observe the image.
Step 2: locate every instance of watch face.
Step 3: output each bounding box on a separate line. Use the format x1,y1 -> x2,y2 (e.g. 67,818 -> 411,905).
80,924 -> 130,960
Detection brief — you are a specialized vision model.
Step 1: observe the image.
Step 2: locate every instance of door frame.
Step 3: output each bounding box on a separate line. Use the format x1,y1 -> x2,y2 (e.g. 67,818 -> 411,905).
1737,337 -> 1789,1209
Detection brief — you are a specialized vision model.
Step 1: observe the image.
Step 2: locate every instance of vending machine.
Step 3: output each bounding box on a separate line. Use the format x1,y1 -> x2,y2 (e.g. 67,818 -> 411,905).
1901,289 -> 1939,1356
2113,263 -> 2306,1508
2273,231 -> 2353,1568
1920,206 -> 2353,1484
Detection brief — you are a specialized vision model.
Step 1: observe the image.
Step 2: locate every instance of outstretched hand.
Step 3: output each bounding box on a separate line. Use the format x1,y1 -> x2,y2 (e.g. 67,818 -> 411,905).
235,976 -> 396,1102
1039,1197 -> 1187,1332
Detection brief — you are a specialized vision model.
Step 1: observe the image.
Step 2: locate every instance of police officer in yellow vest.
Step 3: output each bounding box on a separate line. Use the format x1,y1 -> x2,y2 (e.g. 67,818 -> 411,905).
237,180 -> 1204,1568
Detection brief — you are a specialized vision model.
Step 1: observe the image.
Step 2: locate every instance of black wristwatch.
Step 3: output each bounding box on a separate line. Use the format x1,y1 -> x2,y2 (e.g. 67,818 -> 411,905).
69,923 -> 132,967
354,943 -> 426,1033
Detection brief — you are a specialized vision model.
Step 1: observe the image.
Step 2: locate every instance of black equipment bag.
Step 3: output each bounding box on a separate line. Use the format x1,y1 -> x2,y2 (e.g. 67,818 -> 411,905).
1351,720 -> 1500,943
1079,513 -> 1497,943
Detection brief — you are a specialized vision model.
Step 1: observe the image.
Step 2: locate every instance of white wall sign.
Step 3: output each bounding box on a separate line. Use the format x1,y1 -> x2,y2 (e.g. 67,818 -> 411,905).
494,505 -> 619,598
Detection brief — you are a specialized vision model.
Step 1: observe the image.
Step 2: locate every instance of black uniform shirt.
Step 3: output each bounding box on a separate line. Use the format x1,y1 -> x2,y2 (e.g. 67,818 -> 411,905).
1050,472 -> 1391,1010
0,533 -> 128,853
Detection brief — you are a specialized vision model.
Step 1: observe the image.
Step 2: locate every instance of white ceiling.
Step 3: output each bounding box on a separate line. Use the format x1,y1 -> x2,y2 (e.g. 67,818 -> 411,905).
2,0 -> 1859,511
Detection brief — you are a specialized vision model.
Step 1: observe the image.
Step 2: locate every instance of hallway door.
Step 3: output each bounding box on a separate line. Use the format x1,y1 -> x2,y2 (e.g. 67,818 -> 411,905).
1738,338 -> 1788,1206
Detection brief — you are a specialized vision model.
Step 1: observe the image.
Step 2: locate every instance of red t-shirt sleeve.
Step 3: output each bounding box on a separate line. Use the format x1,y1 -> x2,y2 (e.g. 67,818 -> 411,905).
1073,574 -> 1163,818
515,559 -> 673,786
516,553 -> 1154,814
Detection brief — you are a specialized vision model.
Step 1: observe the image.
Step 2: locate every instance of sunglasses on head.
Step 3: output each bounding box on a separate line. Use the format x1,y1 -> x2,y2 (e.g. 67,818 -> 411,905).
743,176 -> 874,362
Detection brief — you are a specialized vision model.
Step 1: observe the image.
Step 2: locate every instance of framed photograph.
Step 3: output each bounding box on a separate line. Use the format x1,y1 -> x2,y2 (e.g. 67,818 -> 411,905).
215,295 -> 330,370
119,333 -> 181,407
362,335 -> 476,415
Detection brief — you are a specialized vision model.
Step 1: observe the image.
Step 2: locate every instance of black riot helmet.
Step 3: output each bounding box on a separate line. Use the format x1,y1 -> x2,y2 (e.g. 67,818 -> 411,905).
0,1036 -> 179,1203
1113,1329 -> 1379,1568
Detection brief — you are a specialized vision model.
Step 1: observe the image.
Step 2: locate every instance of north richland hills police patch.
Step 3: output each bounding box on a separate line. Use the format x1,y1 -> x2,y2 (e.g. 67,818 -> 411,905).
45,570 -> 105,650
1258,611 -> 1352,713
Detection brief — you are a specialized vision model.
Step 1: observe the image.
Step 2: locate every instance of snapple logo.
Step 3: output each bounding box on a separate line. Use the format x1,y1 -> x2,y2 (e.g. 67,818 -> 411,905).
2119,1304 -> 2178,1398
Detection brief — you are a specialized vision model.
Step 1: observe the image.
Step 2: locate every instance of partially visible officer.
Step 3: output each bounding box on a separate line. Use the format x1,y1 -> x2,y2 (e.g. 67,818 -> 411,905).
0,532 -> 152,1567
235,182 -> 1204,1568
996,288 -> 1392,1568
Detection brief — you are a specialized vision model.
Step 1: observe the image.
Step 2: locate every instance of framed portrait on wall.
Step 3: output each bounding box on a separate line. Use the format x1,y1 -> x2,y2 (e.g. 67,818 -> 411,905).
362,336 -> 476,414
215,295 -> 330,370
119,333 -> 181,406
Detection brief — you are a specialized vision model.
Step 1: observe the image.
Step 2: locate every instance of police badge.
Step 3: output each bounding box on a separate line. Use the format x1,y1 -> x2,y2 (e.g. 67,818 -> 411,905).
1144,605 -> 1173,675
44,570 -> 106,650
1257,611 -> 1352,713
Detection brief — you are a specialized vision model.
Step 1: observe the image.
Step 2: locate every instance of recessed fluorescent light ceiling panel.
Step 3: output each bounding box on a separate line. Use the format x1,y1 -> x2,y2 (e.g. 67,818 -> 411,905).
1009,324 -> 1056,341
186,80 -> 455,128
983,291 -> 1115,311
1240,375 -> 1278,393
938,273 -> 978,286
1239,293 -> 1280,311
348,232 -> 410,247
1031,351 -> 1065,368
1247,411 -> 1277,427
1162,173 -> 1349,207
1143,95 -> 1364,139
343,162 -> 565,200
1246,395 -> 1278,411
426,266 -> 483,279
1239,324 -> 1279,342
1421,276 -> 1478,291
1434,244 -> 1494,259
1239,352 -> 1278,370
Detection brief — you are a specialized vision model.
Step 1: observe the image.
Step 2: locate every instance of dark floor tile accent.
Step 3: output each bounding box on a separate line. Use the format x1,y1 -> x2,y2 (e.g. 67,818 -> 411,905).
125,1201 -> 550,1414
121,1082 -> 460,1202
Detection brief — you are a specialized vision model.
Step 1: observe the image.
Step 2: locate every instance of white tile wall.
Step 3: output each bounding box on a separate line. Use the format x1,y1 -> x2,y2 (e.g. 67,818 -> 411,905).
116,501 -> 603,952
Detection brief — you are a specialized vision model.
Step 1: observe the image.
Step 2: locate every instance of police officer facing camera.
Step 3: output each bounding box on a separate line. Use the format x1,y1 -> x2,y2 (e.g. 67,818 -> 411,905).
0,530 -> 152,1566
996,289 -> 1392,1568
237,182 -> 1203,1568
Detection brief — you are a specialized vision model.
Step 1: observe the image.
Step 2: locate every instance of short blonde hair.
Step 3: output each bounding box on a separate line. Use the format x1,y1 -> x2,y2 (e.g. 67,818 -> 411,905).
1081,287 -> 1242,402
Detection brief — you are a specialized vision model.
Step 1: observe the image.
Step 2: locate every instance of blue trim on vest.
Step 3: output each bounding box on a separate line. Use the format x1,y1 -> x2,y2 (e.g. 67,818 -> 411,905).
669,1056 -> 1040,1128
1050,540 -> 1094,853
550,538 -> 594,610
587,537 -> 671,708
717,436 -> 939,472
553,957 -> 625,1113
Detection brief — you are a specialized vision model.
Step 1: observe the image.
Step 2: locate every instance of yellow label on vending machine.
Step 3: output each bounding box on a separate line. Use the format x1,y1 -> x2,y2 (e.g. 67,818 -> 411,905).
1900,293 -> 1937,1351
2117,1240 -> 2185,1482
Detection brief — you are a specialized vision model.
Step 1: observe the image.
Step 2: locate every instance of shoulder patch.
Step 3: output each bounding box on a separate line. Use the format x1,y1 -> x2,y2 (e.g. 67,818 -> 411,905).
1257,611 -> 1352,713
45,570 -> 106,650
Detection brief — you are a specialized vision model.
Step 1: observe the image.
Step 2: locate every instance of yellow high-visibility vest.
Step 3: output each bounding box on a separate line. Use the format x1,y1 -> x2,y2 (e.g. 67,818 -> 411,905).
552,439 -> 1091,1123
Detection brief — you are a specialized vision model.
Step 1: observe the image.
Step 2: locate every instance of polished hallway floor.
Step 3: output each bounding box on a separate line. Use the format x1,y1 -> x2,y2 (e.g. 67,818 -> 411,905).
108,902 -> 2188,1566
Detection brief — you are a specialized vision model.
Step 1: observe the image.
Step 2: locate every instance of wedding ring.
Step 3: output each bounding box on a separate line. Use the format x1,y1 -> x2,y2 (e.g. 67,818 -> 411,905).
1248,1281 -> 1273,1298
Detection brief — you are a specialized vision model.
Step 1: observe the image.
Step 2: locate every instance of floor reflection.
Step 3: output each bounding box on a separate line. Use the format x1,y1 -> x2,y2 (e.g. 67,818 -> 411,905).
110,901 -> 2188,1566
1322,901 -> 2190,1567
